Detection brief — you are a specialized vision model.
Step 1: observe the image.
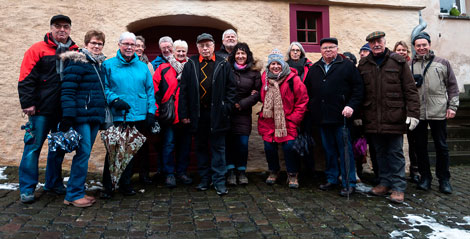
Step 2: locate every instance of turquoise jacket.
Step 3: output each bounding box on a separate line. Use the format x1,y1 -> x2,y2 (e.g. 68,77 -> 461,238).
103,50 -> 157,122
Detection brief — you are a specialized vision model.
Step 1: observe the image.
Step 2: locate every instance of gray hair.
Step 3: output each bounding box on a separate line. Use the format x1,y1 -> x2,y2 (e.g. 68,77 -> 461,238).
159,36 -> 173,46
136,35 -> 146,45
287,41 -> 306,60
173,39 -> 188,51
119,32 -> 136,43
222,29 -> 237,40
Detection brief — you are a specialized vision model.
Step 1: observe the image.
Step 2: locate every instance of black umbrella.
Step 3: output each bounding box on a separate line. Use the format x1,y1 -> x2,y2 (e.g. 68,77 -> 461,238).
342,117 -> 351,200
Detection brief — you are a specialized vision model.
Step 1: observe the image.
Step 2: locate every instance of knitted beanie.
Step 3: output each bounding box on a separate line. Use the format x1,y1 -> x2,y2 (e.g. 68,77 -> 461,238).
267,49 -> 286,68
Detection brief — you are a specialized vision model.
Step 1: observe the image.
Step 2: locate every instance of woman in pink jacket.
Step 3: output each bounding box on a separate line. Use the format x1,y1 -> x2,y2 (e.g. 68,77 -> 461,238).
258,49 -> 308,188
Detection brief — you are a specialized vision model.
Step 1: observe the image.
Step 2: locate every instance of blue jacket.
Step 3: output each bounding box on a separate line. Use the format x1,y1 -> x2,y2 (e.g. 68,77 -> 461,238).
60,50 -> 106,124
150,55 -> 167,71
103,50 -> 157,122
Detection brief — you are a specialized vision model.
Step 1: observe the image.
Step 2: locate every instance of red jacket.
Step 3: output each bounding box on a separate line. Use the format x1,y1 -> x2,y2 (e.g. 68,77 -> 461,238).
258,68 -> 309,143
153,63 -> 181,124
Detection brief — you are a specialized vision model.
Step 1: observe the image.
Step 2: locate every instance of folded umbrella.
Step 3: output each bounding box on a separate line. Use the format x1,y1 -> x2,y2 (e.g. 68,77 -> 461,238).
47,126 -> 82,153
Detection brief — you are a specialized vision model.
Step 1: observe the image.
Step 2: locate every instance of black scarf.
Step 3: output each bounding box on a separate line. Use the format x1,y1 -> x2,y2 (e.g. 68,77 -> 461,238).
286,58 -> 306,78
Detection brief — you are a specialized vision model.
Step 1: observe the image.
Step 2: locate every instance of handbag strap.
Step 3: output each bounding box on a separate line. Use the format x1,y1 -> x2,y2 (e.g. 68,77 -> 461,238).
92,64 -> 108,104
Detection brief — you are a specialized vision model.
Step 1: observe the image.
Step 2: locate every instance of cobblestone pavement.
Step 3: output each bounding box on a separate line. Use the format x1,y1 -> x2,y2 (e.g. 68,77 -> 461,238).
0,166 -> 469,238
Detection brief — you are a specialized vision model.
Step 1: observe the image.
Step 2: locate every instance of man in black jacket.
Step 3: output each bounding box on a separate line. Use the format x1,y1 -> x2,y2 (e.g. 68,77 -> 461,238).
17,15 -> 78,203
179,33 -> 237,195
304,38 -> 363,197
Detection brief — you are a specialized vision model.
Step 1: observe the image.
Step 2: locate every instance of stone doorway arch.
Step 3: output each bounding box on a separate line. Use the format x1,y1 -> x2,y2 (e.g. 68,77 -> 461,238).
127,14 -> 237,60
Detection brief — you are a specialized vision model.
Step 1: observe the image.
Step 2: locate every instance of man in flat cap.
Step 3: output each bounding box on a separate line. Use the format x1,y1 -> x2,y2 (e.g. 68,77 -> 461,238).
304,37 -> 363,197
17,14 -> 78,203
358,31 -> 420,203
411,32 -> 459,194
178,33 -> 237,195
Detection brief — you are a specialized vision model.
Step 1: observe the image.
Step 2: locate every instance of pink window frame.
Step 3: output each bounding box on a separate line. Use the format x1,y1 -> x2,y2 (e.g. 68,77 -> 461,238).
289,4 -> 330,53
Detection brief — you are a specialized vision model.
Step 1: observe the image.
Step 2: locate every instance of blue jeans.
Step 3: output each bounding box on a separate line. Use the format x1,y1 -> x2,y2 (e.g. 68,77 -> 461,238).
65,123 -> 99,202
226,134 -> 249,171
264,140 -> 299,173
320,126 -> 357,188
161,124 -> 192,175
19,115 -> 65,194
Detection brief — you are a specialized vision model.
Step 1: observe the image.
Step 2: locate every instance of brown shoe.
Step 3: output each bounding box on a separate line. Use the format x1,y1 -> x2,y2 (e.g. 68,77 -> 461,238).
266,171 -> 279,185
369,185 -> 390,196
389,191 -> 405,204
287,173 -> 299,189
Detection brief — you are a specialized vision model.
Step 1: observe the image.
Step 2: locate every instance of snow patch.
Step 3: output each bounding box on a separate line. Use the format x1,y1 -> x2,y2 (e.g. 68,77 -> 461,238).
391,214 -> 470,239
456,216 -> 470,226
0,183 -> 19,190
0,167 -> 7,180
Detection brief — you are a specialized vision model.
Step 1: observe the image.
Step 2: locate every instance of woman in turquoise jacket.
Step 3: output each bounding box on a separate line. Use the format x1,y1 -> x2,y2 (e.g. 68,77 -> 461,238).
100,32 -> 157,199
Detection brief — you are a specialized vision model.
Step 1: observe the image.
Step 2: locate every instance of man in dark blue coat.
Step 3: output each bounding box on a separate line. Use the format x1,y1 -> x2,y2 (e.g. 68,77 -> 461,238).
304,37 -> 363,196
179,33 -> 237,195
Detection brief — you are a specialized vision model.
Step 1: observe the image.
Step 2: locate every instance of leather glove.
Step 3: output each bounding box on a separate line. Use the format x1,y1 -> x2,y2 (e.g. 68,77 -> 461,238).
111,99 -> 131,113
406,116 -> 419,131
59,117 -> 74,132
146,113 -> 156,129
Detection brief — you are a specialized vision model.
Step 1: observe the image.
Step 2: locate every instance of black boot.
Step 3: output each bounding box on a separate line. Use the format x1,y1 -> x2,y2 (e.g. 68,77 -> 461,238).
227,169 -> 237,186
409,166 -> 420,183
417,177 -> 432,191
439,180 -> 452,194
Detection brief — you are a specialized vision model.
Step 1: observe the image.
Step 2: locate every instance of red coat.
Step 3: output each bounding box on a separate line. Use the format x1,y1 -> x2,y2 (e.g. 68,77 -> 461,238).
258,69 -> 309,143
153,63 -> 181,124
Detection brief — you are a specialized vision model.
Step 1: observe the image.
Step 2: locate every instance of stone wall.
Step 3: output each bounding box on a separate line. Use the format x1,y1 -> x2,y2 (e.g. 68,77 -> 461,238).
0,0 -> 423,172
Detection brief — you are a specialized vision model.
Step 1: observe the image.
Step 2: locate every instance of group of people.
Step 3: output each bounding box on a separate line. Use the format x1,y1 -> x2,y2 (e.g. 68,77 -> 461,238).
17,14 -> 458,207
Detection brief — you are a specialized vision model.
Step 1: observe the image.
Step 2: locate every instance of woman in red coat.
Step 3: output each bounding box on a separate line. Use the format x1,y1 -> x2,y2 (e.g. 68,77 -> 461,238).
258,49 -> 308,188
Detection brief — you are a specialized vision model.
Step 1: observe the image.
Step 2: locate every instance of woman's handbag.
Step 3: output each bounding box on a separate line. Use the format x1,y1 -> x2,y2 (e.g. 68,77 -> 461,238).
93,64 -> 113,130
292,128 -> 315,157
158,93 -> 176,125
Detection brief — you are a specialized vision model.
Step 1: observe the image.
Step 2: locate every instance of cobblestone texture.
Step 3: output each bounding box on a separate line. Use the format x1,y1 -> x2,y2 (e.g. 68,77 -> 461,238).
0,166 -> 469,238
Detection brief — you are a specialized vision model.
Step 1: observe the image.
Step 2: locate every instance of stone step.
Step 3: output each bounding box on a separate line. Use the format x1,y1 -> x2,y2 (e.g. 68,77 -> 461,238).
429,151 -> 470,165
427,126 -> 470,138
427,139 -> 470,152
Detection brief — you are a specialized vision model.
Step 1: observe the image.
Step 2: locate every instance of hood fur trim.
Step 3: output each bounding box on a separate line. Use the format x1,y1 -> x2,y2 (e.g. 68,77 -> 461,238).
60,51 -> 88,63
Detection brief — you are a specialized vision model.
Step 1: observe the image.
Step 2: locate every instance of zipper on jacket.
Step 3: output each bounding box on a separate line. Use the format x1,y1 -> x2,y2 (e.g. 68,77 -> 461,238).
376,64 -> 382,133
85,92 -> 91,110
189,59 -> 201,118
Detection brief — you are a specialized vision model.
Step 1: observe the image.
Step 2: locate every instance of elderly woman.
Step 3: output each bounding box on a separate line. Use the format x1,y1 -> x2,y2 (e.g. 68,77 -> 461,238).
225,43 -> 261,186
59,30 -> 107,207
100,32 -> 157,199
153,40 -> 193,188
135,35 -> 155,75
393,41 -> 411,62
258,49 -> 308,188
286,42 -> 313,82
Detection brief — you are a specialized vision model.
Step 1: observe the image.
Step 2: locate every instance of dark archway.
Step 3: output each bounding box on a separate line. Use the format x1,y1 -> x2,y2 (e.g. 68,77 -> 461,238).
127,15 -> 237,60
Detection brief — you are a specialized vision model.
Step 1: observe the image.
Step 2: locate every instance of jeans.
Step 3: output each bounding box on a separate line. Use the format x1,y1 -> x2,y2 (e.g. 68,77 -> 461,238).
65,123 -> 99,201
195,109 -> 227,187
161,124 -> 192,175
370,133 -> 406,192
264,140 -> 299,173
413,120 -> 450,181
320,126 -> 357,188
102,120 -> 148,191
19,115 -> 65,194
226,134 -> 249,171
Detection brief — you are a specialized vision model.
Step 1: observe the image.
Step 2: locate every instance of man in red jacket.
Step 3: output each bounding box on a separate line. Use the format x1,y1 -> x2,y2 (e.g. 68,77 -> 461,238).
17,15 -> 78,203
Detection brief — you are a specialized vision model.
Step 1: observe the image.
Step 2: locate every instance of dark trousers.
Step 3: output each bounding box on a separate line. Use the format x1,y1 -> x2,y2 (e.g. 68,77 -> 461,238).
413,120 -> 450,181
370,133 -> 406,192
264,140 -> 299,173
194,109 -> 227,187
407,129 -> 419,173
102,120 -> 149,191
226,134 -> 249,171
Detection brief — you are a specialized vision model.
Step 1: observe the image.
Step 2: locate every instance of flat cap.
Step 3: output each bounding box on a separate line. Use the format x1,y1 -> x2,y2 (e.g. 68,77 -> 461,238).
320,37 -> 338,46
366,31 -> 385,41
50,14 -> 71,25
196,33 -> 214,43
412,32 -> 431,44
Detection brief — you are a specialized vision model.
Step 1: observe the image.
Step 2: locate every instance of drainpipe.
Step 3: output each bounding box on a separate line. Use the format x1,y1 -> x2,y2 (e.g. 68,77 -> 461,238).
411,11 -> 427,58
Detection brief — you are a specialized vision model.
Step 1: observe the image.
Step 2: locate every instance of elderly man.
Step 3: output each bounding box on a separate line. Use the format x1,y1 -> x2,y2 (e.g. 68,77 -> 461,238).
215,29 -> 238,59
17,15 -> 78,203
411,32 -> 459,194
179,33 -> 237,195
304,38 -> 363,196
151,36 -> 173,70
100,32 -> 157,199
358,31 -> 420,203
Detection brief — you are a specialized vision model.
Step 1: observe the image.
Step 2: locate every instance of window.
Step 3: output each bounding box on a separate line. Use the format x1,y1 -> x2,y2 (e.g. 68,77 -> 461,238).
440,0 -> 467,15
290,4 -> 329,52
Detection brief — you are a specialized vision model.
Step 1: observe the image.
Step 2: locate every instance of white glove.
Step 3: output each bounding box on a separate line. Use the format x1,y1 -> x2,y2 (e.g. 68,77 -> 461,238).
353,119 -> 362,126
406,117 -> 419,131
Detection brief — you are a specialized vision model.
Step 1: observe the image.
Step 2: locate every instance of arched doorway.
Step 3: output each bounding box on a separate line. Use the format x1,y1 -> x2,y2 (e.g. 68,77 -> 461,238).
127,15 -> 236,173
127,14 -> 237,60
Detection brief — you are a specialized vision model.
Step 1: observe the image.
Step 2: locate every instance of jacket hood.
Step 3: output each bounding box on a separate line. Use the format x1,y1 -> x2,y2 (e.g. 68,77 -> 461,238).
44,32 -> 78,50
117,50 -> 139,64
413,50 -> 435,62
60,51 -> 87,63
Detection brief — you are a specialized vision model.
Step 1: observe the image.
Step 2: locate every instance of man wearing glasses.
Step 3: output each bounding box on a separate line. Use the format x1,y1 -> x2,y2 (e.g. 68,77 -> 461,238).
18,14 -> 78,203
358,31 -> 420,204
178,33 -> 237,195
304,38 -> 363,197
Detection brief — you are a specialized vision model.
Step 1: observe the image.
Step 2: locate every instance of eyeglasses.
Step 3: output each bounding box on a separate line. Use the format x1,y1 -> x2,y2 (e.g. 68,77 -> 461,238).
52,24 -> 71,30
135,44 -> 145,49
321,46 -> 337,51
89,41 -> 104,47
290,49 -> 301,53
197,42 -> 214,49
120,43 -> 136,48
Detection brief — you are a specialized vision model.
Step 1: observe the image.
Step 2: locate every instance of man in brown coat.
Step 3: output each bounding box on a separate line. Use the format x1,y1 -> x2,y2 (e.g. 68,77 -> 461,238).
357,31 -> 420,203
